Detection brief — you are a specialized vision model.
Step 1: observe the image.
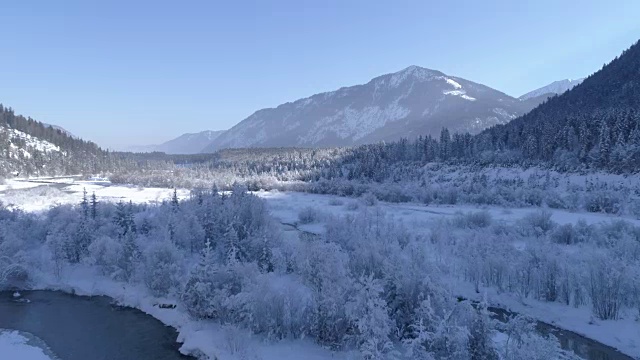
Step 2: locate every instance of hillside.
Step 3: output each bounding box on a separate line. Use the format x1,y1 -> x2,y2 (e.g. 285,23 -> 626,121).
201,66 -> 544,152
474,40 -> 640,171
0,104 -> 119,177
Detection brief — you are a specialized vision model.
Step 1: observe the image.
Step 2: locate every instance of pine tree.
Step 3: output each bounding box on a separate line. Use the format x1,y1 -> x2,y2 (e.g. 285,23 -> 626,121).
439,128 -> 451,161
90,192 -> 98,220
80,188 -> 89,218
171,188 -> 179,210
598,120 -> 611,167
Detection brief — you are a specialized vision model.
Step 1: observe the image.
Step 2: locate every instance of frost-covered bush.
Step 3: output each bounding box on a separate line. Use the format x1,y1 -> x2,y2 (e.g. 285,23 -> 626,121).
584,190 -> 623,214
452,211 -> 493,229
499,315 -> 572,360
360,192 -> 378,206
520,210 -> 555,236
143,241 -> 182,297
328,198 -> 344,206
0,256 -> 29,289
346,275 -> 395,359
298,207 -> 319,224
88,235 -> 122,278
588,254 -> 626,320
345,201 -> 359,211
245,273 -> 314,339
550,224 -> 576,244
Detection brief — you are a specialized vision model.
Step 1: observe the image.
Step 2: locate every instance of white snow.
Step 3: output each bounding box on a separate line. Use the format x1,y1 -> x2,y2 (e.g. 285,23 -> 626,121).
252,190 -> 640,358
519,78 -> 585,100
0,178 -> 190,212
5,181 -> 640,359
443,89 -> 476,101
0,128 -> 61,160
445,78 -> 463,89
0,330 -> 53,360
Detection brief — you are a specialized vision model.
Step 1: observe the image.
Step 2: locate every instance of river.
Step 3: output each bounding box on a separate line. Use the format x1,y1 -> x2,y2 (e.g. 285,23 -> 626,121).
0,291 -> 193,360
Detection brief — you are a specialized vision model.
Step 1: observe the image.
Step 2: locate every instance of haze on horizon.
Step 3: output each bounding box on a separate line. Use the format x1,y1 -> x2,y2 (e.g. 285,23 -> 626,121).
1,0 -> 639,149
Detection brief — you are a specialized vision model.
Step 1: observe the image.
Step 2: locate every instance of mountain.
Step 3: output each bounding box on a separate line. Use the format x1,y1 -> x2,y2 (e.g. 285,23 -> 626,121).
518,78 -> 585,100
475,40 -> 640,171
129,130 -> 226,154
201,66 -> 544,152
0,104 -> 126,177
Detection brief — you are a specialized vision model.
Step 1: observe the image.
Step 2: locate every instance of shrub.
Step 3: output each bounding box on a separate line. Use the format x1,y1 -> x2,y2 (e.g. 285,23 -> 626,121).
328,198 -> 344,206
521,210 -> 555,236
346,202 -> 360,211
143,241 -> 182,297
452,211 -> 493,229
298,207 -> 319,224
360,192 -> 378,206
549,224 -> 575,244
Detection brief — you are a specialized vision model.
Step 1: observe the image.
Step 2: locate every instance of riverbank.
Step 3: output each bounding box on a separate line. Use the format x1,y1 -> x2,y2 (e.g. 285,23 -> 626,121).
34,266 -> 355,360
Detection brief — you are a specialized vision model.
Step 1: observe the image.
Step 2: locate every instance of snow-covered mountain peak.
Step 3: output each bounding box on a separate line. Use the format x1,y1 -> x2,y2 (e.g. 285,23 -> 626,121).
385,66 -> 443,87
519,78 -> 585,100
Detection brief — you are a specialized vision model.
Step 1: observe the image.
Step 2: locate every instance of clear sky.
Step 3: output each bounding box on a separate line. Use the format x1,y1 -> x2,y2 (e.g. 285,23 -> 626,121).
1,0 -> 639,149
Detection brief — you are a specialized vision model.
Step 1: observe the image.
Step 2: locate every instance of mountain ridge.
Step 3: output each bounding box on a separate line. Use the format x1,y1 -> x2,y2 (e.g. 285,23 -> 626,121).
128,130 -> 226,154
201,66 -> 544,152
518,78 -> 585,100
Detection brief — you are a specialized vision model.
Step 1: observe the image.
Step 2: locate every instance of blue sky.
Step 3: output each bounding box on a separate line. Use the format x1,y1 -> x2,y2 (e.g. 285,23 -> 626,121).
1,0 -> 639,149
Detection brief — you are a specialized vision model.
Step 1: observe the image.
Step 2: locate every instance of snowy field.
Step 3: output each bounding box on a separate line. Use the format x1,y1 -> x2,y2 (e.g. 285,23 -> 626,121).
1,179 -> 639,359
0,178 -> 190,212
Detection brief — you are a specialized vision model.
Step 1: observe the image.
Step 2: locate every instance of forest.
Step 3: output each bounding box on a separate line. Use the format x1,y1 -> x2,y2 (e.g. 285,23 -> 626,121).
4,185 -> 622,359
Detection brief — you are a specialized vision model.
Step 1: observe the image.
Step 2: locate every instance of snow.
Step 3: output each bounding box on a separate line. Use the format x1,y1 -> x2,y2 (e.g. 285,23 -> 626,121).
0,330 -> 54,360
519,78 -> 585,100
445,78 -> 463,89
443,89 -> 476,101
254,190 -> 640,230
388,65 -> 439,87
0,128 -> 61,160
0,179 -> 44,192
5,182 -> 640,359
252,190 -> 640,358
0,178 -> 190,212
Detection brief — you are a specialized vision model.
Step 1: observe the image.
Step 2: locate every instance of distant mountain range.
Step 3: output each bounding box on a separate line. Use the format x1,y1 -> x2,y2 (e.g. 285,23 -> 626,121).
518,78 -> 585,100
195,66 -> 556,153
127,130 -> 225,154
125,68 -> 586,154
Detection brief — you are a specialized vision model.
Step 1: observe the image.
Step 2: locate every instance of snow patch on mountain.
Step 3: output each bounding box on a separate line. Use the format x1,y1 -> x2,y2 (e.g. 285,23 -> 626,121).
445,78 -> 462,89
0,127 -> 62,160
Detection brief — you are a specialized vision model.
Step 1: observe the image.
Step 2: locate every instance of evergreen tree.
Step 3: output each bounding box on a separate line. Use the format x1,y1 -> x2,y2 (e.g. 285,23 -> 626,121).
90,192 -> 98,220
598,120 -> 611,167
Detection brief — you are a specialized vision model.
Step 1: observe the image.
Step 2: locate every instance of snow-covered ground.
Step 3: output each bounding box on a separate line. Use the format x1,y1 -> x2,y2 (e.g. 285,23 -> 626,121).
254,190 -> 640,229
253,190 -> 640,358
3,182 -> 639,359
0,178 -> 190,212
0,330 -> 54,360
